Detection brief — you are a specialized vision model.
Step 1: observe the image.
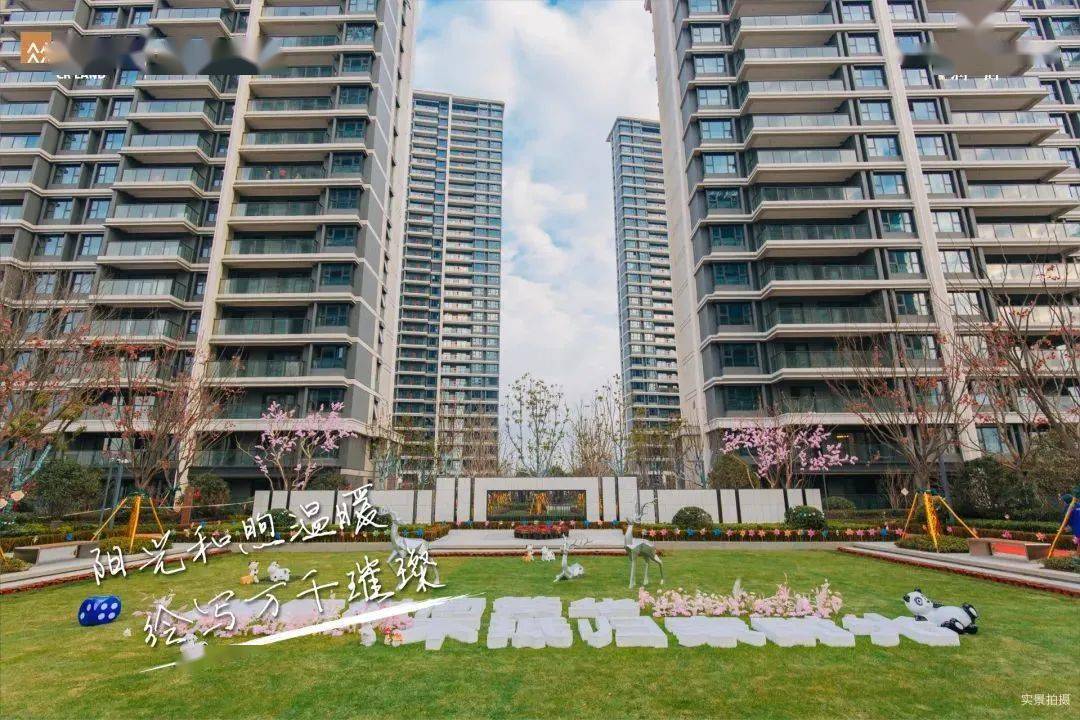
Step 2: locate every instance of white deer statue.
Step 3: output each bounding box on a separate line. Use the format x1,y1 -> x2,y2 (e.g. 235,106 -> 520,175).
624,498 -> 664,588
384,509 -> 440,585
553,536 -> 591,582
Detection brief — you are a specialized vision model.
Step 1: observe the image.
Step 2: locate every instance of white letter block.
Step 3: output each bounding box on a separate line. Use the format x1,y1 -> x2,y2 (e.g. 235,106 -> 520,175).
611,616 -> 668,648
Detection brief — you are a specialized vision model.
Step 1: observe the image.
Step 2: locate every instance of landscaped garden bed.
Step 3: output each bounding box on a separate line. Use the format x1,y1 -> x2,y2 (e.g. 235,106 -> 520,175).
514,523 -> 570,540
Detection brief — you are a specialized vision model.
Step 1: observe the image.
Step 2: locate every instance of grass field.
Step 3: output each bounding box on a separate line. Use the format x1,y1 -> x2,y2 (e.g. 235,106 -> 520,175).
0,549 -> 1076,720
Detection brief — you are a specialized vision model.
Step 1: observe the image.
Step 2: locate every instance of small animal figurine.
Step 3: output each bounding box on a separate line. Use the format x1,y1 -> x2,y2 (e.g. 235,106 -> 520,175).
267,560 -> 291,583
360,623 -> 377,647
903,589 -> 979,634
247,561 -> 260,583
539,546 -> 556,562
523,545 -> 535,562
240,574 -> 255,585
553,537 -> 591,582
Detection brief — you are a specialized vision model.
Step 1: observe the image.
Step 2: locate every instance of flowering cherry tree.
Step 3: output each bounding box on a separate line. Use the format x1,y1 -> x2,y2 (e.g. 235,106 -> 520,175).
720,422 -> 856,488
251,402 -> 358,490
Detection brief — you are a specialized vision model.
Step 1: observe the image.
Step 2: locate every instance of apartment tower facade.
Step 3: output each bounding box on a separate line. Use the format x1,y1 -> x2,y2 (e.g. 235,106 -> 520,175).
392,91 -> 503,482
607,117 -> 681,438
0,0 -> 416,493
647,0 -> 1079,502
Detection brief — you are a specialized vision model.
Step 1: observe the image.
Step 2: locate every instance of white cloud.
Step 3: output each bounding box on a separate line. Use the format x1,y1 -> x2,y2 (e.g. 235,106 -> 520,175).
414,0 -> 659,404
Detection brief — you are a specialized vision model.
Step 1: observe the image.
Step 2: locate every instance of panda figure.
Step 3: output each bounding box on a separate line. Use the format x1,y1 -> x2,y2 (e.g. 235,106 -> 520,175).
903,588 -> 979,634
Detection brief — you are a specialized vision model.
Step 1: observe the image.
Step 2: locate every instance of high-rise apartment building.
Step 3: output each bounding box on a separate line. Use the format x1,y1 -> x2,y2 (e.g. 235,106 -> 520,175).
647,0 -> 1079,501
0,0 -> 416,494
607,117 -> 681,435
393,91 -> 503,481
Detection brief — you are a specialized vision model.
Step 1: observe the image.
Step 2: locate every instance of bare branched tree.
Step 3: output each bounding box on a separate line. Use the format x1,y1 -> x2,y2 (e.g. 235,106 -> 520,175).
503,373 -> 570,477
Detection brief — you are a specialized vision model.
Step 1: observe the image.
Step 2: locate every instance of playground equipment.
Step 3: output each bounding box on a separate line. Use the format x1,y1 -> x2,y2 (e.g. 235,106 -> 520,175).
1048,486 -> 1080,557
92,491 -> 166,552
901,488 -> 978,551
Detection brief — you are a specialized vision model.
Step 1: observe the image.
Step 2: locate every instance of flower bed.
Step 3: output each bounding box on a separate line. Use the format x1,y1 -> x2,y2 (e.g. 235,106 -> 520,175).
632,523 -> 903,542
513,523 -> 570,540
638,581 -> 843,619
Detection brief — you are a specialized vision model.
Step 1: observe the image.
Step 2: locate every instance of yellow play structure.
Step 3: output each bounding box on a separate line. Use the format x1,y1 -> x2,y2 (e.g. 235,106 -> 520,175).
901,488 -> 978,551
92,492 -> 166,552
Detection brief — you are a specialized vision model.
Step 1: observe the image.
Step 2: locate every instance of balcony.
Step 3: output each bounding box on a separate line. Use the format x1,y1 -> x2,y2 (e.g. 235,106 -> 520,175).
998,305 -> 1080,326
0,168 -> 33,186
152,7 -> 230,36
736,45 -> 843,80
984,262 -> 1078,285
209,358 -> 306,378
1,101 -> 49,118
263,5 -> 343,17
94,278 -> 188,304
976,222 -> 1080,249
232,201 -> 323,217
767,306 -> 887,328
963,183 -> 1076,216
737,79 -> 849,113
5,10 -> 75,25
740,113 -> 856,148
221,276 -> 314,295
129,99 -> 216,130
958,146 -> 1067,181
88,318 -> 182,340
946,111 -> 1059,144
100,240 -> 197,269
0,71 -> 63,87
749,185 -> 865,219
760,264 -> 878,285
248,97 -> 333,113
246,130 -> 329,146
193,449 -> 255,467
226,238 -> 318,255
108,203 -> 201,232
770,349 -> 886,371
215,317 -> 309,335
237,165 -> 328,185
125,132 -> 214,162
746,148 -> 861,181
933,75 -> 1046,111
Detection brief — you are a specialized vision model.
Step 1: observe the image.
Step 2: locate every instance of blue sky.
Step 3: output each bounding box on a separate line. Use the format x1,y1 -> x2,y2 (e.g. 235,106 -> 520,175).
413,0 -> 661,406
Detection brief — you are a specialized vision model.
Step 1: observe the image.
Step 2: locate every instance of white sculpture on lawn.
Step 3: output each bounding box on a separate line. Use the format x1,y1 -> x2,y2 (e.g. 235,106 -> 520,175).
623,498 -> 664,587
267,561 -> 290,583
539,546 -> 556,562
553,537 -> 590,582
384,508 -> 440,585
903,589 -> 979,634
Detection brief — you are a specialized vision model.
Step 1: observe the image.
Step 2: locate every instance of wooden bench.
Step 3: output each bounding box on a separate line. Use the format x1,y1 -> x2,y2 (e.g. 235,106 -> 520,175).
12,541 -> 99,565
967,537 -> 1051,561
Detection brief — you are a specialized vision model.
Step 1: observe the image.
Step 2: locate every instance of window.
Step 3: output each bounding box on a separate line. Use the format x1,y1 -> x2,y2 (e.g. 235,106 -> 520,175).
881,210 -> 914,234
339,86 -> 369,107
694,55 -> 727,75
888,1 -> 916,20
902,68 -> 930,87
60,131 -> 89,152
52,164 -> 82,186
923,172 -> 956,196
689,0 -> 720,12
342,54 -> 372,74
872,173 -> 907,196
1051,18 -> 1080,38
328,188 -> 359,210
700,119 -> 735,140
705,188 -> 740,210
713,263 -> 750,286
691,25 -> 725,45
70,272 -> 94,295
950,291 -> 982,316
94,164 -> 118,185
902,334 -> 939,358
320,264 -> 353,286
940,250 -> 972,275
85,199 -> 110,221
708,225 -> 745,249
109,99 -> 131,119
36,235 -> 65,256
895,33 -> 922,54
916,135 -> 947,158
69,100 -> 96,120
129,7 -> 151,26
715,302 -> 752,326
101,131 -> 125,151
910,100 -> 940,121
866,136 -> 900,158
78,234 -> 103,256
853,67 -> 886,88
932,210 -> 964,235
697,87 -> 730,107
326,226 -> 357,247
336,119 -> 366,139
888,250 -> 923,275
44,199 -> 73,220
848,34 -> 880,55
895,292 -> 930,317
723,386 -> 760,412
313,345 -> 347,369
332,153 -> 364,176
316,304 -> 350,326
721,344 -> 757,367
859,100 -> 893,123
344,24 -> 375,43
703,153 -> 738,175
117,69 -> 139,87
842,2 -> 873,22
978,427 -> 1008,455
92,8 -> 118,26
36,273 -> 58,295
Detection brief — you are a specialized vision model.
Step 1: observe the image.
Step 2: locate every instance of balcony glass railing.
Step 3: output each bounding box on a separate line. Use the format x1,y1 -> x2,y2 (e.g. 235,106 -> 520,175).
741,79 -> 846,97
128,132 -> 213,153
770,350 -> 885,369
747,148 -> 858,169
89,318 -> 182,338
768,306 -> 886,326
249,97 -> 332,112
257,65 -> 335,78
239,165 -> 325,181
0,169 -> 32,184
2,102 -> 49,116
985,263 -> 1076,282
939,76 -> 1041,90
193,449 -> 255,467
754,224 -> 872,242
737,14 -> 835,27
761,265 -> 878,283
104,240 -> 196,261
227,238 -> 317,254
222,276 -> 314,293
968,184 -> 1074,200
744,114 -> 851,130
223,402 -> 299,419
210,359 -> 305,377
246,130 -> 329,145
978,222 -> 1080,241
0,71 -> 58,84
750,186 -> 864,204
743,46 -> 841,60
215,317 -> 308,334
111,204 -> 200,223
1000,306 -> 1080,324
8,10 -> 75,22
233,201 -> 322,216
959,147 -> 1063,162
950,111 -> 1053,126
96,278 -> 187,298
155,8 -> 225,20
134,100 -> 212,116
276,35 -> 339,48
118,166 -> 205,185
264,5 -> 340,16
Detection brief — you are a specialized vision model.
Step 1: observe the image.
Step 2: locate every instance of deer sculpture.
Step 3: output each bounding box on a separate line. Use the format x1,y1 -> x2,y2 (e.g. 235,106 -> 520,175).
384,509 -> 440,585
624,498 -> 664,588
553,536 -> 591,582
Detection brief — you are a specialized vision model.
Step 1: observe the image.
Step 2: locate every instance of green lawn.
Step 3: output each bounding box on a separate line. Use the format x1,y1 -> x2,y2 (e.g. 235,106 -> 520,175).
0,549 -> 1076,720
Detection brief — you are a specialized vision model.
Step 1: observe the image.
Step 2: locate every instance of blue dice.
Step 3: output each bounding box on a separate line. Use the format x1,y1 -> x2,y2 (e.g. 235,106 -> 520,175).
78,595 -> 121,626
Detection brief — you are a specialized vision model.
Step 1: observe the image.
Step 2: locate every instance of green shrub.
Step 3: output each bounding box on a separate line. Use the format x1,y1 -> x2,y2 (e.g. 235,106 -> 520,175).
266,508 -> 295,536
824,496 -> 857,517
785,505 -> 826,530
709,453 -> 755,489
1041,555 -> 1080,574
671,506 -> 712,529
189,473 -> 230,518
26,458 -> 104,518
896,534 -> 969,553
306,472 -> 350,491
951,457 -> 1050,519
1,555 -> 31,574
